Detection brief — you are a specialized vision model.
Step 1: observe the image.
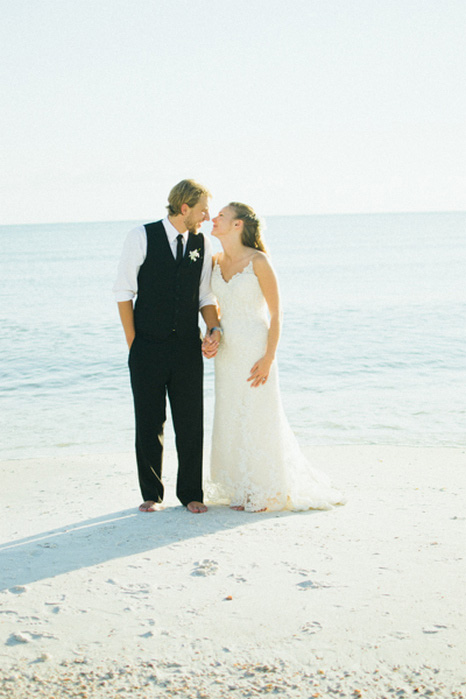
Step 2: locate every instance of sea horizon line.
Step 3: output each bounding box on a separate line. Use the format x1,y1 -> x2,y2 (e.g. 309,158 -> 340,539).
1,209 -> 465,229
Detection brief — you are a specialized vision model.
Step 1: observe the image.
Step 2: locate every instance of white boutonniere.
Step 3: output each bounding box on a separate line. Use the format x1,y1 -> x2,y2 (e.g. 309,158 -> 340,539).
189,249 -> 201,263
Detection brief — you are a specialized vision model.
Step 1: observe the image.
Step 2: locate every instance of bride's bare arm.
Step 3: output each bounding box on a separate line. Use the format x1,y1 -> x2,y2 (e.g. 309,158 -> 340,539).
248,254 -> 281,387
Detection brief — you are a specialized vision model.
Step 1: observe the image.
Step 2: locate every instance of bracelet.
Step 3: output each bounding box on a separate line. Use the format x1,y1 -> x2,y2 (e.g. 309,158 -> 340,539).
209,326 -> 223,335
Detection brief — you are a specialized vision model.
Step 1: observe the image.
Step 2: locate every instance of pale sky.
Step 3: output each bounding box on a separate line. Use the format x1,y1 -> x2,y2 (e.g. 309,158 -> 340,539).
1,0 -> 465,224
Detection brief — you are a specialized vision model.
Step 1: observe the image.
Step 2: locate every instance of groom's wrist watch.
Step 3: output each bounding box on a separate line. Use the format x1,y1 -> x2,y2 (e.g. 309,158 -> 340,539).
209,326 -> 223,336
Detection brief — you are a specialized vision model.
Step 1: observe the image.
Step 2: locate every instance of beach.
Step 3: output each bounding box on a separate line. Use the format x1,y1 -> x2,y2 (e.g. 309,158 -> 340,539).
1,446 -> 465,697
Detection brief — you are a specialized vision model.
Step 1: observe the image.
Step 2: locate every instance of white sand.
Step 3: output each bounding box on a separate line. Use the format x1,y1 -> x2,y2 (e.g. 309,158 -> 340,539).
1,446 -> 465,698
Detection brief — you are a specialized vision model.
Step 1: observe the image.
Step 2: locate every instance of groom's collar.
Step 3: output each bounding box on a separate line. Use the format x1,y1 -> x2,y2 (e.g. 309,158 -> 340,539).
163,216 -> 188,244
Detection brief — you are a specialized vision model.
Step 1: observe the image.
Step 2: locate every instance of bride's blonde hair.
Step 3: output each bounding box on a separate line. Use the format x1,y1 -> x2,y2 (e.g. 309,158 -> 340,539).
229,202 -> 267,254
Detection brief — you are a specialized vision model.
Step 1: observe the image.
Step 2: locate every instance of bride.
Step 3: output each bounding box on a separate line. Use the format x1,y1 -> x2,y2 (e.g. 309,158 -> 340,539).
204,202 -> 344,512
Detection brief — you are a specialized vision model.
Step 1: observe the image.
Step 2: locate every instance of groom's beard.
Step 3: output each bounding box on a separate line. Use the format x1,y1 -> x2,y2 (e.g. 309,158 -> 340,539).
184,214 -> 201,235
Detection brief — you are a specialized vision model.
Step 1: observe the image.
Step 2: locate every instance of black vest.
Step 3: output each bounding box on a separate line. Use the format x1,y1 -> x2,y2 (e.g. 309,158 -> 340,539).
133,220 -> 205,340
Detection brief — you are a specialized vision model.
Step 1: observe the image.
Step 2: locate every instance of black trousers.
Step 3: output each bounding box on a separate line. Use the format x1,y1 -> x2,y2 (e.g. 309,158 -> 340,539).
128,333 -> 204,506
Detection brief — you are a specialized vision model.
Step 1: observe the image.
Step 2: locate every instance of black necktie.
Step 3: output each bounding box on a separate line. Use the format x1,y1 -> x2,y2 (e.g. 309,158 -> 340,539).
176,234 -> 184,264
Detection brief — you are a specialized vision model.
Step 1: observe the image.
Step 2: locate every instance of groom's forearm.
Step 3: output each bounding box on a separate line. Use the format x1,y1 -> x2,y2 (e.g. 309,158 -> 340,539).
200,304 -> 219,333
117,300 -> 136,349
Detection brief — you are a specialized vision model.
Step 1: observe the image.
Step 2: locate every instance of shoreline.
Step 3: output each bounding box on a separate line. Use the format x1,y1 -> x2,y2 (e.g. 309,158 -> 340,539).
1,446 -> 465,697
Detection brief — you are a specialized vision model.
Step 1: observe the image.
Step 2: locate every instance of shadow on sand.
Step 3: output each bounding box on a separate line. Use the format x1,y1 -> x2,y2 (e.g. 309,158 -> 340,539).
0,505 -> 308,590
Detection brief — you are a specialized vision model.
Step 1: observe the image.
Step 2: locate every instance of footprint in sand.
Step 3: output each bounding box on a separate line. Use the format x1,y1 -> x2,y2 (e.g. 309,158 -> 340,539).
122,583 -> 151,596
106,579 -> 151,596
9,586 -> 27,595
191,560 -> 218,576
286,564 -> 315,577
300,621 -> 322,634
388,630 -> 410,640
7,632 -> 58,646
297,579 -> 329,591
423,625 -> 448,634
44,595 -> 66,608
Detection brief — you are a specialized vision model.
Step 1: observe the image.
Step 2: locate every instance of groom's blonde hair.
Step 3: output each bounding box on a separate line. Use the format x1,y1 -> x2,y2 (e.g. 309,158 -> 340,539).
167,179 -> 211,216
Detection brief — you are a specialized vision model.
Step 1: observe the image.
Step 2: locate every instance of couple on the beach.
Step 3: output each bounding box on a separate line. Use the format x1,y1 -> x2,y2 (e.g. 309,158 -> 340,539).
114,179 -> 343,514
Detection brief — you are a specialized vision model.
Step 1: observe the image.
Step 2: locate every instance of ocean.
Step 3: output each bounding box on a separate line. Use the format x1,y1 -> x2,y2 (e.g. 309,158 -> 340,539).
1,212 -> 465,460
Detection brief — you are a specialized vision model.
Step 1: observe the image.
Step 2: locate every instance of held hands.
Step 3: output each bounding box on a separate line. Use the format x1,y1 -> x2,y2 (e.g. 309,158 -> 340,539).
202,328 -> 221,359
248,356 -> 273,387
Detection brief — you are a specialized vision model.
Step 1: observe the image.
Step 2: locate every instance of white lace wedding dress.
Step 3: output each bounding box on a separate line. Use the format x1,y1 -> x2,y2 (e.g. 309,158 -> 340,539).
208,260 -> 345,512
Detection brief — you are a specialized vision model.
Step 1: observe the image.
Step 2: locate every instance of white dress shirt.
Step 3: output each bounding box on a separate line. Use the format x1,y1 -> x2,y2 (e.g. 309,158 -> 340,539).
113,217 -> 216,308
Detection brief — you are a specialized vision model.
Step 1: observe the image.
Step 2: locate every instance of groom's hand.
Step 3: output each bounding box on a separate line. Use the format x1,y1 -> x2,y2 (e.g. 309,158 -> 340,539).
202,329 -> 221,358
202,339 -> 217,358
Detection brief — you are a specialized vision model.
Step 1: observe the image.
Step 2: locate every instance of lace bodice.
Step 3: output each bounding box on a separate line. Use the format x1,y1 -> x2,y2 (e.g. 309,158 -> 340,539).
211,259 -> 269,329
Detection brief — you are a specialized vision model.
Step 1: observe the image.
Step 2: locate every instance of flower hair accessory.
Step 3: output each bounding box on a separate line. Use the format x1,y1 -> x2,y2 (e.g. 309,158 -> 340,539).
189,249 -> 201,263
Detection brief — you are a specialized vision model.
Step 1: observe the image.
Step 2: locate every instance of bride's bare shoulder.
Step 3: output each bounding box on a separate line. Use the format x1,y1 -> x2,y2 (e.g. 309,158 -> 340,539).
251,250 -> 273,271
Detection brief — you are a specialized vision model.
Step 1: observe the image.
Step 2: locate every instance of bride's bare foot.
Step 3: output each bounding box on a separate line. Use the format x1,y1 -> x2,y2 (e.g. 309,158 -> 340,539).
230,504 -> 267,512
138,501 -> 163,512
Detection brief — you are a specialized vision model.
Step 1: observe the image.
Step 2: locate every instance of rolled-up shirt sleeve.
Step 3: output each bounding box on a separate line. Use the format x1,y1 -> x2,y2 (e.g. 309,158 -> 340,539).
112,225 -> 147,302
199,235 -> 216,309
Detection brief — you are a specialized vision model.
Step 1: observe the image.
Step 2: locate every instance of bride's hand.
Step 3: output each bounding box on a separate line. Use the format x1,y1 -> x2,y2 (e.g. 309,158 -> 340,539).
247,356 -> 273,387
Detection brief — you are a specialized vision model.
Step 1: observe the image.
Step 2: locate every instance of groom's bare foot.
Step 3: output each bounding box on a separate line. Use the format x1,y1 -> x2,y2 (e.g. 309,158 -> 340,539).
139,501 -> 163,512
187,501 -> 207,513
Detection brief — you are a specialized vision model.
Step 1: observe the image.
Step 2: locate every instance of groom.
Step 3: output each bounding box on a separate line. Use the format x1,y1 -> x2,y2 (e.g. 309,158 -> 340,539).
113,179 -> 221,513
